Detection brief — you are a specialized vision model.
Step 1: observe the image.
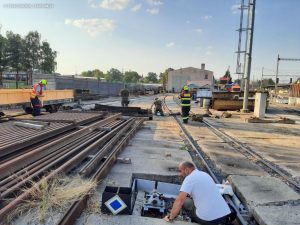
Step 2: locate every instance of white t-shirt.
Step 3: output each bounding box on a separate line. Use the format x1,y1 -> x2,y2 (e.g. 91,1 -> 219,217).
180,169 -> 231,221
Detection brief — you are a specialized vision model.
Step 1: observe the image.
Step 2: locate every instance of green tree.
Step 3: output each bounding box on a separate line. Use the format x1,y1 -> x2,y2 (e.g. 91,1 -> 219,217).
92,69 -> 104,79
23,31 -> 41,85
145,72 -> 158,83
159,68 -> 174,91
39,41 -> 57,73
81,70 -> 93,77
124,71 -> 141,83
0,33 -> 8,86
260,78 -> 275,87
6,31 -> 24,88
105,68 -> 123,82
224,69 -> 232,83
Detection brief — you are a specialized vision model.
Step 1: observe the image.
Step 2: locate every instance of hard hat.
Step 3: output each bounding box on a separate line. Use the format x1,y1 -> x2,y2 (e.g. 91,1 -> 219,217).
183,85 -> 189,91
40,79 -> 47,85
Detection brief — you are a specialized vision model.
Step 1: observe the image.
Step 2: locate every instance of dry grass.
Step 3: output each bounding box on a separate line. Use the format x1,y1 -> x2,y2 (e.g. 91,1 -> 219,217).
5,175 -> 97,224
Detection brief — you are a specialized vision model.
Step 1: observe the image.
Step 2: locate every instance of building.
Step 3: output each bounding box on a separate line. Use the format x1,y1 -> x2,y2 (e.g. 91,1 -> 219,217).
167,64 -> 214,92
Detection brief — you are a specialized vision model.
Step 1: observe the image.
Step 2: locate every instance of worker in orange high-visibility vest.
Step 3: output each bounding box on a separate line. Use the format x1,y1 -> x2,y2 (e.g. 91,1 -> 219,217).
30,79 -> 47,116
179,85 -> 192,124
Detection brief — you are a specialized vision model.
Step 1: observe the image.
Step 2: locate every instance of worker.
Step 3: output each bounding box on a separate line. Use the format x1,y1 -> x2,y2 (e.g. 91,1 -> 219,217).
151,97 -> 164,116
30,79 -> 47,116
163,161 -> 233,224
120,88 -> 129,107
179,85 -> 192,124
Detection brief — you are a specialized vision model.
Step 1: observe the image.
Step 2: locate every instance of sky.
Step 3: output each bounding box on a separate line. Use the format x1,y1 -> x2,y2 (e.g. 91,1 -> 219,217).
0,0 -> 299,82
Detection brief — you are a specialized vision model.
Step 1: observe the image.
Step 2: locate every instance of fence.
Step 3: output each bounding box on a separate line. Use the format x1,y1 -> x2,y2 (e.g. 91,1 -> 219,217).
32,74 -> 160,96
290,83 -> 300,97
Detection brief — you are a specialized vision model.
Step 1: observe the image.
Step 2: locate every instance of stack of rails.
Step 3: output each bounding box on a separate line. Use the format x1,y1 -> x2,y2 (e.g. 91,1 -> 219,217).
93,103 -> 152,119
0,112 -> 105,160
0,111 -> 144,222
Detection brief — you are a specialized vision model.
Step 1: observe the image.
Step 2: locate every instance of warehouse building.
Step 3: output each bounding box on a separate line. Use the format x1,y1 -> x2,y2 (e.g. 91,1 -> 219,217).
167,64 -> 214,92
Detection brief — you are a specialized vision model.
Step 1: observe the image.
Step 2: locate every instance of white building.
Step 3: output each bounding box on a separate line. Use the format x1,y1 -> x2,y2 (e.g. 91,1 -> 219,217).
167,64 -> 214,92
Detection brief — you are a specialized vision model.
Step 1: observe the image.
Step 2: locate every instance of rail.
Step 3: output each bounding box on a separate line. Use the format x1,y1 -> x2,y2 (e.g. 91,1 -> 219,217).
162,95 -> 248,225
202,118 -> 300,192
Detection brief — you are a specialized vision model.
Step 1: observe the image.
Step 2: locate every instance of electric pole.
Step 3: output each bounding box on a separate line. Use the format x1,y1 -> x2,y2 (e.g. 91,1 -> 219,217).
242,0 -> 256,112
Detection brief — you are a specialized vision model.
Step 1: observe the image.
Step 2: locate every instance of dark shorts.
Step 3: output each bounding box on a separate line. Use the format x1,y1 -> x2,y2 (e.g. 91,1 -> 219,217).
183,198 -> 230,225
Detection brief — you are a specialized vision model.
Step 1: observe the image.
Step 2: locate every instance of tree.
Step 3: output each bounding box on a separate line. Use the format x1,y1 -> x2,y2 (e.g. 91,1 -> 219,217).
124,71 -> 141,83
0,33 -> 8,86
39,41 -> 57,73
145,72 -> 158,83
81,70 -> 93,77
23,31 -> 41,85
6,31 -> 24,88
260,78 -> 275,87
92,69 -> 104,79
224,69 -> 232,84
105,68 -> 123,82
159,68 -> 174,91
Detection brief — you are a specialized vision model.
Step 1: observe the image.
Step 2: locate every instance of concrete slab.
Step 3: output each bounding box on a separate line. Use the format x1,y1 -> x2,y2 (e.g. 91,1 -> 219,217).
228,175 -> 300,208
205,112 -> 300,179
200,143 -> 268,177
184,124 -> 268,177
73,109 -> 193,225
76,214 -> 191,225
253,204 -> 300,225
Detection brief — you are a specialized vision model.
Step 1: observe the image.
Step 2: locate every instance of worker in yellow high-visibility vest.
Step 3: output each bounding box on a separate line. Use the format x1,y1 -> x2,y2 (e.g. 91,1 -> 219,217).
179,85 -> 192,124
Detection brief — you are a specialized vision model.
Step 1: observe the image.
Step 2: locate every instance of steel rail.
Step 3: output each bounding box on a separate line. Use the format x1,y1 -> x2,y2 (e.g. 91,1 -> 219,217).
0,129 -> 77,165
202,118 -> 300,191
0,120 -> 126,198
162,96 -> 248,225
0,123 -> 66,142
0,115 -> 124,220
0,112 -> 105,157
0,131 -> 97,189
79,118 -> 135,176
0,114 -> 121,179
57,118 -> 144,225
0,132 -> 105,200
0,120 -> 122,183
0,123 -> 76,158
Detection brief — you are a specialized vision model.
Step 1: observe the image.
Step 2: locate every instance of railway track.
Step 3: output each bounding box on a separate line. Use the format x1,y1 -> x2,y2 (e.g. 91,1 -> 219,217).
162,95 -> 249,225
170,95 -> 300,193
0,112 -> 144,224
202,118 -> 300,193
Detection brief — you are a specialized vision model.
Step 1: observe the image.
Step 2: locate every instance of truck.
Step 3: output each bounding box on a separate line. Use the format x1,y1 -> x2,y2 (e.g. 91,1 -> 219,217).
0,89 -> 74,116
224,83 -> 241,92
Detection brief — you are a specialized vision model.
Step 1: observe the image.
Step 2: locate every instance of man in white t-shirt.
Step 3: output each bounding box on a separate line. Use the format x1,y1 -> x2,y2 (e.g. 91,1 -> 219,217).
163,161 -> 232,224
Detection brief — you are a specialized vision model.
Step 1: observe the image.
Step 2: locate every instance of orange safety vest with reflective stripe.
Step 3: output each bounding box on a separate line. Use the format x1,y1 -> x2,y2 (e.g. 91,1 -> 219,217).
31,83 -> 43,99
180,92 -> 192,107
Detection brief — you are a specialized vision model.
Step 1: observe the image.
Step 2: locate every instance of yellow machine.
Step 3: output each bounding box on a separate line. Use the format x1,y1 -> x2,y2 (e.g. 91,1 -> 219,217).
0,89 -> 74,114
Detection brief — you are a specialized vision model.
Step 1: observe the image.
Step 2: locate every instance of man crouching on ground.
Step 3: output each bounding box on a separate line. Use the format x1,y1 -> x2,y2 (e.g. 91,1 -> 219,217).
163,161 -> 231,224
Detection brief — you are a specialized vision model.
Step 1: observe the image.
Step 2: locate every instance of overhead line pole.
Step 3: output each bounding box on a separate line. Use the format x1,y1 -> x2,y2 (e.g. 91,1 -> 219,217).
242,0 -> 256,112
275,56 -> 300,94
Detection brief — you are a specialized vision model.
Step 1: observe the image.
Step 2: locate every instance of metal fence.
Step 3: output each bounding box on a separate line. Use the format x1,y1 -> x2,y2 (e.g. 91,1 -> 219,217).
32,74 -> 161,96
290,83 -> 300,97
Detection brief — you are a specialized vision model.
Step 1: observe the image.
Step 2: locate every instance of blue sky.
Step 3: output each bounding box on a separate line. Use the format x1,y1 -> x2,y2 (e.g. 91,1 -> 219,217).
0,0 -> 299,82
